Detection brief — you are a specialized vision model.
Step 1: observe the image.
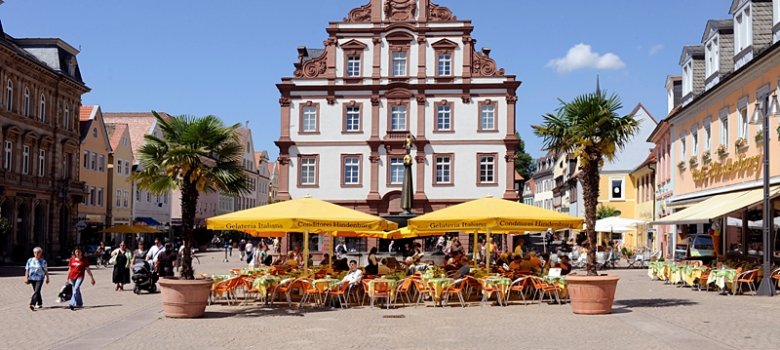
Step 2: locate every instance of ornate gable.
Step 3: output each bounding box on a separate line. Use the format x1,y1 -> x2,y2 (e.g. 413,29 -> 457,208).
428,1 -> 455,22
345,1 -> 372,23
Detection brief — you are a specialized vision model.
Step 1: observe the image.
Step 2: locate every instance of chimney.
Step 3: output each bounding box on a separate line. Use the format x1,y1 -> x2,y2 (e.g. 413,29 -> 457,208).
679,45 -> 705,106
701,19 -> 734,91
665,75 -> 682,114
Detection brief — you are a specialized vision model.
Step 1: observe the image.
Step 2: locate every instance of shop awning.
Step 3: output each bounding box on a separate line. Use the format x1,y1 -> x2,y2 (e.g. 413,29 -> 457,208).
135,216 -> 161,226
652,185 -> 780,225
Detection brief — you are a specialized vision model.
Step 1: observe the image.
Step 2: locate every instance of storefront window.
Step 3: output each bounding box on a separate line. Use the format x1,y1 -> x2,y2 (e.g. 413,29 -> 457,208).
287,232 -> 320,252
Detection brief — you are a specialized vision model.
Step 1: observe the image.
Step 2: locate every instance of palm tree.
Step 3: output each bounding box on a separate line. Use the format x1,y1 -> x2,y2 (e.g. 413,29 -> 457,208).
533,91 -> 640,276
132,112 -> 249,279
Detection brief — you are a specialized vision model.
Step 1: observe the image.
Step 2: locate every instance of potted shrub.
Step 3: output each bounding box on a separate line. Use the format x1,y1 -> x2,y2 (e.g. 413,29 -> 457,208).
716,144 -> 728,159
735,137 -> 747,151
678,161 -> 686,173
534,89 -> 638,314
688,156 -> 698,169
755,129 -> 764,145
701,151 -> 712,164
132,112 -> 250,318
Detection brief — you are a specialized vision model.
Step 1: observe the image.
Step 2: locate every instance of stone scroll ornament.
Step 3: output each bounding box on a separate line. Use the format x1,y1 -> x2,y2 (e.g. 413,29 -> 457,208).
345,1 -> 372,23
294,51 -> 327,79
386,0 -> 417,22
428,1 -> 455,22
472,49 -> 505,77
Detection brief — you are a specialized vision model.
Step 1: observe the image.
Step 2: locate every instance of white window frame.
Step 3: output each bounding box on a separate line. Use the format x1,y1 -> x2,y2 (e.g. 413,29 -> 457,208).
609,176 -> 625,200
90,187 -> 97,206
392,51 -> 407,76
738,102 -> 749,143
124,160 -> 130,175
3,141 -> 11,170
123,191 -> 129,208
343,156 -> 360,185
23,87 -> 30,117
704,122 -> 712,151
436,104 -> 452,131
300,157 -> 317,186
98,154 -> 105,172
345,106 -> 360,131
389,158 -> 404,185
346,56 -> 361,77
479,155 -> 496,183
21,145 -> 29,175
116,190 -> 122,207
63,105 -> 70,130
39,94 -> 46,122
680,134 -> 686,160
4,80 -> 11,112
691,127 -> 699,156
720,108 -> 730,147
91,152 -> 97,170
302,106 -> 317,133
97,187 -> 104,207
116,159 -> 122,175
38,149 -> 45,177
435,155 -> 452,184
480,104 -> 496,130
437,52 -> 452,76
390,105 -> 407,131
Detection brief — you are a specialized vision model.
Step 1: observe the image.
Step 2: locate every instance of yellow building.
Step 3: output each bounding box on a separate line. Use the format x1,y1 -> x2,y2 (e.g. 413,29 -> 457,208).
79,106 -> 112,239
628,154 -> 657,249
106,122 -> 133,227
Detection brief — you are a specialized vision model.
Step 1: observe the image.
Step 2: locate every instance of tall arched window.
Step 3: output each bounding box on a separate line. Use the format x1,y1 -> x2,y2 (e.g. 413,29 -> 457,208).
39,94 -> 46,122
23,87 -> 31,117
4,80 -> 12,112
63,105 -> 70,131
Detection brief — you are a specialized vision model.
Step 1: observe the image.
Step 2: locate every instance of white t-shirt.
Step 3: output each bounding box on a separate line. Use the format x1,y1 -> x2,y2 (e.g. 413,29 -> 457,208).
147,244 -> 162,261
245,243 -> 254,255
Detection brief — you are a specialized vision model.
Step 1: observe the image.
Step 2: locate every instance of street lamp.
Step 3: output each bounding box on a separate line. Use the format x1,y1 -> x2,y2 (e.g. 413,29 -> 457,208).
749,94 -> 776,296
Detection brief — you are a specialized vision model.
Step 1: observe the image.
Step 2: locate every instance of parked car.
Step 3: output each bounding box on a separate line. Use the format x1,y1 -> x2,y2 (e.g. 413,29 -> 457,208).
675,234 -> 715,262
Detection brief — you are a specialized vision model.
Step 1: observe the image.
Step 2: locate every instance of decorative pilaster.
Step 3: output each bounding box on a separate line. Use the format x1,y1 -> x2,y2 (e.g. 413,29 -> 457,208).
417,36 -> 427,79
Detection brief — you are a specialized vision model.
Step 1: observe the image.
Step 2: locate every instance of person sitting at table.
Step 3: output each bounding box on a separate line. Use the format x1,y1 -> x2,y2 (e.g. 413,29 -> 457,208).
556,255 -> 572,275
284,251 -> 299,268
509,254 -> 523,271
319,253 -> 331,267
411,243 -> 425,264
334,257 -> 349,271
377,258 -> 393,276
453,256 -> 471,279
495,253 -> 510,268
340,260 -> 363,286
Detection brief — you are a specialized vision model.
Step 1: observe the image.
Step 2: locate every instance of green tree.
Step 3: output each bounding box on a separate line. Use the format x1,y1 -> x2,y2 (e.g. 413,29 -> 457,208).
513,132 -> 536,181
533,91 -> 640,275
596,205 -> 621,219
132,112 -> 249,279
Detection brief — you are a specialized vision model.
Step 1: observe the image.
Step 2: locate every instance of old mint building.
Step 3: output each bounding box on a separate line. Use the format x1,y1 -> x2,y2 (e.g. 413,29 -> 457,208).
78,106 -> 111,241
275,0 -> 520,256
0,19 -> 89,261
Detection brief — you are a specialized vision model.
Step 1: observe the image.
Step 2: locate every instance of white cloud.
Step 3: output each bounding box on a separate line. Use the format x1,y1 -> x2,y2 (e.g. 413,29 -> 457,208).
649,44 -> 664,56
546,43 -> 626,73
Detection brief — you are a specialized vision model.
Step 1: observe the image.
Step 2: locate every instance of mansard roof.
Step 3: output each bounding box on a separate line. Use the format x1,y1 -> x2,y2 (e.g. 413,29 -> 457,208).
701,19 -> 734,43
679,45 -> 705,65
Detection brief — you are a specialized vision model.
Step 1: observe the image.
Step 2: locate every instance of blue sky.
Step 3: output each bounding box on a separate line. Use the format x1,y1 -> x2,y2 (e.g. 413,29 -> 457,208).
2,1 -> 728,158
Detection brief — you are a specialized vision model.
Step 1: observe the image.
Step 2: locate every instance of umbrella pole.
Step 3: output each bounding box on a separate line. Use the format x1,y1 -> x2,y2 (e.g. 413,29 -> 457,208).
304,229 -> 309,269
473,231 -> 478,266
485,228 -> 491,272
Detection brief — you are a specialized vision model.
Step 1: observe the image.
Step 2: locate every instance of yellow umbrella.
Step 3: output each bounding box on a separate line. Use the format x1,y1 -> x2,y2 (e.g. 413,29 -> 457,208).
207,197 -> 397,268
100,225 -> 159,234
242,230 -> 287,238
408,197 -> 583,269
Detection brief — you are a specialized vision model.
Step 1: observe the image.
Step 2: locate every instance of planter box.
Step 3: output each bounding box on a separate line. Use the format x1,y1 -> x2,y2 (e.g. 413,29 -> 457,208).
159,278 -> 212,318
565,274 -> 619,315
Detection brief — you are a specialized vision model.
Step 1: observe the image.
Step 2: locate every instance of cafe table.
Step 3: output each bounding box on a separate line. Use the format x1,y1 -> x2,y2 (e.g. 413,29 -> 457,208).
668,264 -> 686,285
707,268 -> 738,294
426,278 -> 454,306
367,278 -> 398,308
544,275 -> 569,299
251,275 -> 282,303
682,266 -> 710,287
480,276 -> 511,306
311,278 -> 341,306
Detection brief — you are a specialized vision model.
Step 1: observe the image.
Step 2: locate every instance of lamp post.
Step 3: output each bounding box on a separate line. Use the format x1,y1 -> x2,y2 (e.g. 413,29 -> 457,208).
750,95 -> 775,296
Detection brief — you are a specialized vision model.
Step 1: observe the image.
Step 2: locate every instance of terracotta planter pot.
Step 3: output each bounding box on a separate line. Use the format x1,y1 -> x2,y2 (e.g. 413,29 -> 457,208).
158,278 -> 212,318
565,274 -> 619,315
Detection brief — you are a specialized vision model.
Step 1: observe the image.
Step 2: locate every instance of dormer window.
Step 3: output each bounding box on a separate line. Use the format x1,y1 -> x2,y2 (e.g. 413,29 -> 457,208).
682,61 -> 693,96
735,8 -> 752,52
705,37 -> 719,77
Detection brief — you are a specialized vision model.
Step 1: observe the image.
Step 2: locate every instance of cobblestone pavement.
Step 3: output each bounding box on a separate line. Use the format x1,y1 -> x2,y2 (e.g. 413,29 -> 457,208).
2,251 -> 779,350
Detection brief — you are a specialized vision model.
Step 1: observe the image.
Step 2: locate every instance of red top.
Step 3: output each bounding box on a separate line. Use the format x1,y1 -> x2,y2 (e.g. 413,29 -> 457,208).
67,257 -> 88,280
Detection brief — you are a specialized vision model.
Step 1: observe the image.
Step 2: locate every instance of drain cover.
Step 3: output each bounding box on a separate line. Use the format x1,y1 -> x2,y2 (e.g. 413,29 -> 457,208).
382,315 -> 406,319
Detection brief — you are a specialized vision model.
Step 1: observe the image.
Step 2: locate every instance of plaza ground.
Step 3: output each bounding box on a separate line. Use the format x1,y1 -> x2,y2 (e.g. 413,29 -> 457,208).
1,250 -> 779,350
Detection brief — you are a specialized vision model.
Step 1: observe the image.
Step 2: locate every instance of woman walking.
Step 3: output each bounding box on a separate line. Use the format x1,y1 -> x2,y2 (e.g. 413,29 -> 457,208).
111,242 -> 132,291
24,247 -> 49,311
66,246 -> 96,310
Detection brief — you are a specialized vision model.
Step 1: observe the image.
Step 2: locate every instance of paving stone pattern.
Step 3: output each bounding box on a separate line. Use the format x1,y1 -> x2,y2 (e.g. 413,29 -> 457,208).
1,251 -> 779,349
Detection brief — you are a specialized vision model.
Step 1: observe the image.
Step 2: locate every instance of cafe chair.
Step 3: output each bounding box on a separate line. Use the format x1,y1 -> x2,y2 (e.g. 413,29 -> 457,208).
506,276 -> 530,304
695,270 -> 712,292
328,282 -> 352,309
368,280 -> 393,309
393,277 -> 415,306
298,279 -> 322,308
270,277 -> 297,306
412,279 -> 433,305
529,276 -> 561,305
735,269 -> 759,295
442,278 -> 467,307
211,277 -> 243,306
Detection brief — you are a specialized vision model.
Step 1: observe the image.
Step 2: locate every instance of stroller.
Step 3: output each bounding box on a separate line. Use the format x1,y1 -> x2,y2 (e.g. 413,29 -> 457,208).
132,261 -> 158,294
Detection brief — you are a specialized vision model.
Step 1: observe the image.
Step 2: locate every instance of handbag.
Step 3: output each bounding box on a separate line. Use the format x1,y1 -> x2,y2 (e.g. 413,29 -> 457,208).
109,250 -> 118,265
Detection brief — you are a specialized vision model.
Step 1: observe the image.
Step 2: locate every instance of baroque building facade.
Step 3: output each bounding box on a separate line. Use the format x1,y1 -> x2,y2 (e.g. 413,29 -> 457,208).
0,20 -> 89,261
276,0 -> 520,213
